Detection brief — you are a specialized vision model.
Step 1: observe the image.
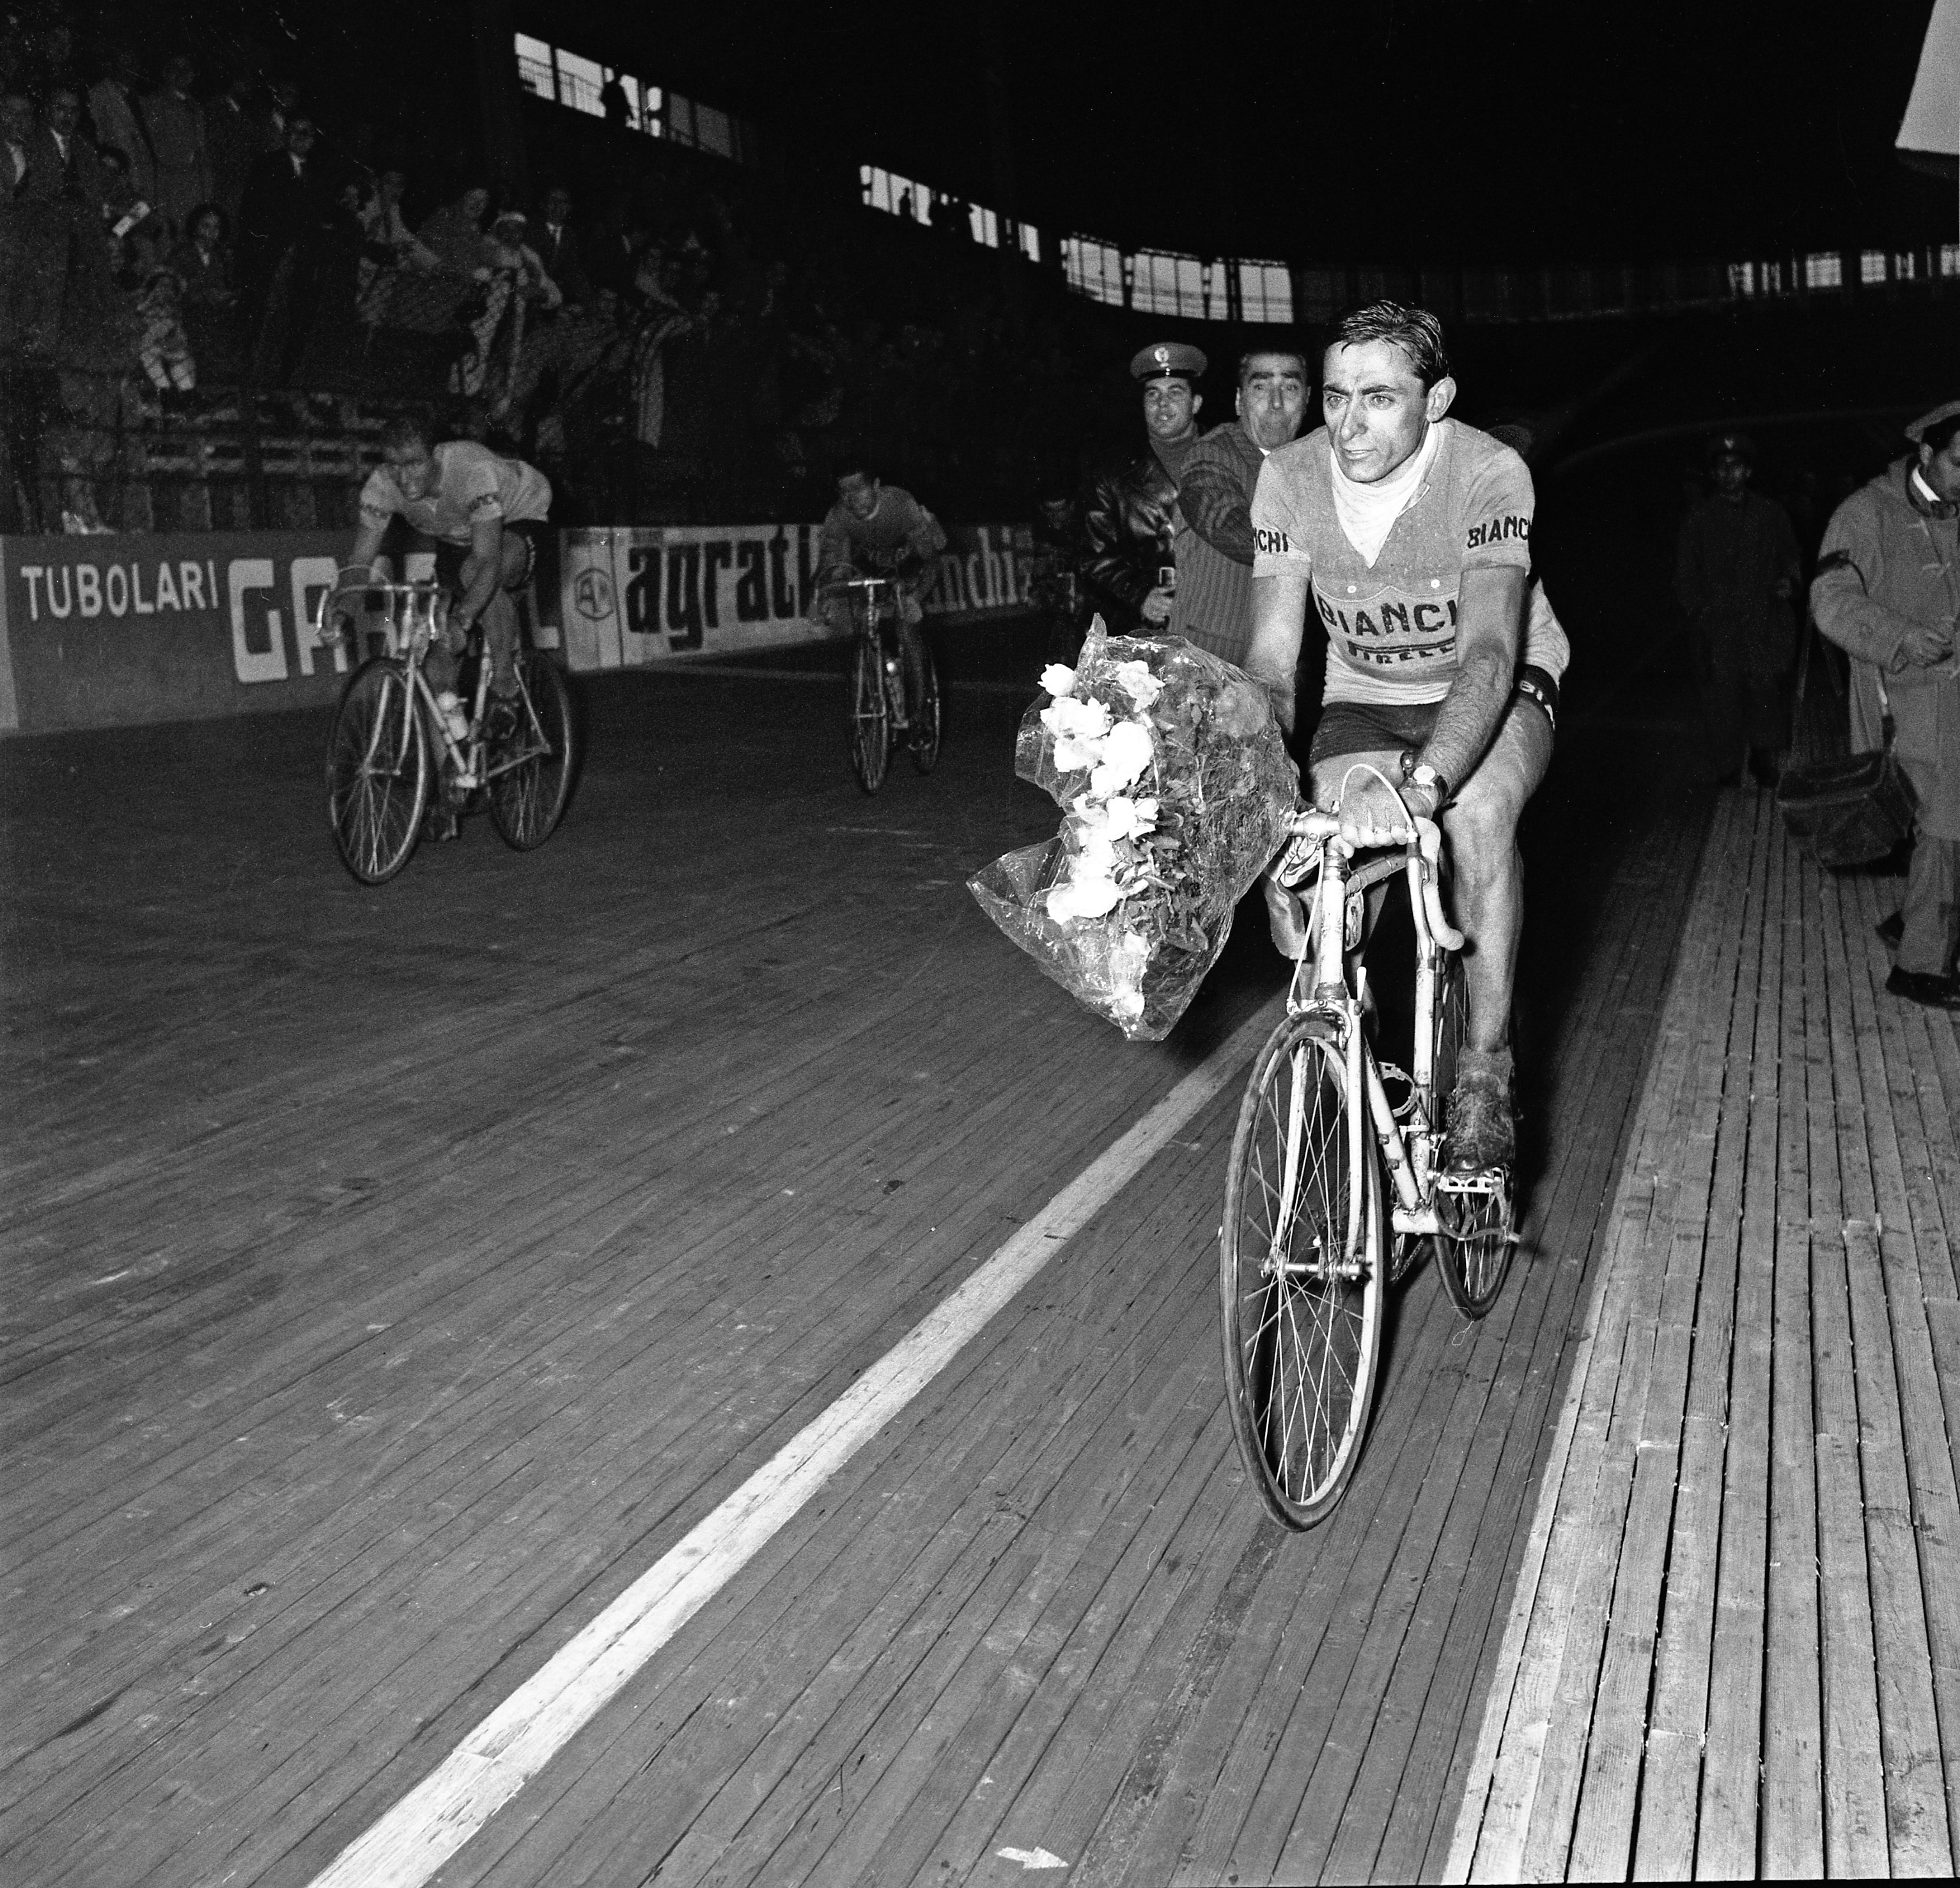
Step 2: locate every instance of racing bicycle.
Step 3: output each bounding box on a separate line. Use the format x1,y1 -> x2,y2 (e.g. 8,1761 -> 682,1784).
845,575 -> 942,793
1219,766 -> 1518,1529
315,574 -> 576,885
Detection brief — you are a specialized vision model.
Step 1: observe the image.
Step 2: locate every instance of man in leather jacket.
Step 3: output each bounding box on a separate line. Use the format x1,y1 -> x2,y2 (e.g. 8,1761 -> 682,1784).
1077,341 -> 1207,634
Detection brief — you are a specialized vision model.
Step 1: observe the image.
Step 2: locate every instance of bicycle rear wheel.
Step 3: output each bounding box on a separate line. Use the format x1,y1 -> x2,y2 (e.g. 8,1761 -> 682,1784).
488,652 -> 577,850
1220,1013 -> 1385,1529
910,651 -> 942,774
1429,952 -> 1518,1317
326,658 -> 430,884
849,633 -> 889,793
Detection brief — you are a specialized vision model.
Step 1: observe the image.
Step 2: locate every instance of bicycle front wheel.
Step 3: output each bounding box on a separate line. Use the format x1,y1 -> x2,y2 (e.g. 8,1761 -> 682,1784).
1220,1013 -> 1385,1529
1429,951 -> 1518,1317
488,653 -> 577,850
910,651 -> 942,774
326,658 -> 430,884
849,634 -> 889,793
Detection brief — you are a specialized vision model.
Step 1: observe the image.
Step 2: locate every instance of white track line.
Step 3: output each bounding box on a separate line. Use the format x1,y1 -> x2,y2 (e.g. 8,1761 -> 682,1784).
308,997 -> 1281,1888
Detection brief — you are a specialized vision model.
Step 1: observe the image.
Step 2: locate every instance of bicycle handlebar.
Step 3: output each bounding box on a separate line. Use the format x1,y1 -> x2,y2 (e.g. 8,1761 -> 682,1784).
313,572 -> 447,646
1280,808 -> 1463,953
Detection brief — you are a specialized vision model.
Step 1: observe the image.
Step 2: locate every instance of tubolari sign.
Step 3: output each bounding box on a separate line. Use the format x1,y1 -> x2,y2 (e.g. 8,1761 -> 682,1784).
0,523 -> 1033,733
0,532 -> 382,731
557,522 -> 1032,671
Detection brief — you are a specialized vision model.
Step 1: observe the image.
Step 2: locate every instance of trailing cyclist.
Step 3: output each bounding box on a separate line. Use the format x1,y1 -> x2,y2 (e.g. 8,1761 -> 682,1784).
1243,300 -> 1569,1173
818,454 -> 946,739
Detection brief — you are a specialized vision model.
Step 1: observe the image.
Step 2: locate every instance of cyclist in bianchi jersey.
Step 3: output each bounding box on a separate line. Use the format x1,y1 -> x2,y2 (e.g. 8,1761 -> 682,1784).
334,415 -> 552,719
1243,301 -> 1568,1171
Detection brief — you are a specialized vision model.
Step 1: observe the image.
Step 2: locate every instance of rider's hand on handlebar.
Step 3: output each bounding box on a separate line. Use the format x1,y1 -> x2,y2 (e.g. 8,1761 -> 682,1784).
1139,586 -> 1174,627
1334,772 -> 1433,850
318,609 -> 353,649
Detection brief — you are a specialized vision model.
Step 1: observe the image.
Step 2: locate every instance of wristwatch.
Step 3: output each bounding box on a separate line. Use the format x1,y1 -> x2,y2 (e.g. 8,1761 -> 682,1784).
1399,749 -> 1450,808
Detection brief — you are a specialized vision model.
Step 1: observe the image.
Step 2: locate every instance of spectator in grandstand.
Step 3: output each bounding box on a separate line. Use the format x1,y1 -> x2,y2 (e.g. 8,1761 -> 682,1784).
600,73 -> 631,129
1674,431 -> 1802,787
1171,347 -> 1310,667
169,204 -> 237,318
238,115 -> 341,382
2,90 -> 74,358
143,55 -> 210,240
128,228 -> 196,399
453,208 -> 561,412
354,168 -> 438,325
86,47 -> 155,209
207,70 -> 278,226
531,288 -> 635,519
17,20 -> 81,100
533,186 -> 591,308
1812,402 -> 1960,1009
1079,341 -> 1206,635
2,89 -> 27,191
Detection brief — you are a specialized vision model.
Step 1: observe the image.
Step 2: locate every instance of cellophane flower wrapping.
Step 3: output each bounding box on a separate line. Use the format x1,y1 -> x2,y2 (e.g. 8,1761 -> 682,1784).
968,623 -> 1300,1042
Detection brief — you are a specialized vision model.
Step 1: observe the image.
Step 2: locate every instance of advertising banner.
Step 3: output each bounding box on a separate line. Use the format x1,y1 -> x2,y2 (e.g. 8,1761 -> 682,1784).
0,521 -> 1031,733
556,522 -> 1032,673
0,533 -> 463,733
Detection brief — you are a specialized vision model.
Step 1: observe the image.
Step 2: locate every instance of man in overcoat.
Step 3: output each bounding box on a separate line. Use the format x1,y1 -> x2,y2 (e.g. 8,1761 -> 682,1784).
1674,432 -> 1802,786
1812,402 -> 1960,1008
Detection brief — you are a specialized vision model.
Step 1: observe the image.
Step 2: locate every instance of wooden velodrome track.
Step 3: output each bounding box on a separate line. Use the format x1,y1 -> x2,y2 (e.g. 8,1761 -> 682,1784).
2,604 -> 1713,1885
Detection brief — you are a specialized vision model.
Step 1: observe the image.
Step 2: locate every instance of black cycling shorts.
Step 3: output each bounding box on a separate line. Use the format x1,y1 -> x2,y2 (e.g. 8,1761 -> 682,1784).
432,517 -> 547,593
1308,664 -> 1560,770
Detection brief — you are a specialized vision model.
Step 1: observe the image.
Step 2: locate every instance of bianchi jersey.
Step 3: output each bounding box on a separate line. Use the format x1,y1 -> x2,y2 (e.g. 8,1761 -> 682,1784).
1250,419 -> 1539,706
358,441 -> 552,546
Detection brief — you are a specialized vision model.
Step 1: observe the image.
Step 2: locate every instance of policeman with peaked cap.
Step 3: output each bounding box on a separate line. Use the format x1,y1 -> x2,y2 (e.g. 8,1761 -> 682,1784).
1077,340 -> 1209,635
1674,428 -> 1802,786
1812,399 -> 1960,1007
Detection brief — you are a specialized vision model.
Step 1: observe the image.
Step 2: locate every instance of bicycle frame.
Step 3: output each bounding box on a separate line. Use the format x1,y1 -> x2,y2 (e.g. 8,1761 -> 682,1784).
315,575 -> 550,792
1278,767 -> 1471,1261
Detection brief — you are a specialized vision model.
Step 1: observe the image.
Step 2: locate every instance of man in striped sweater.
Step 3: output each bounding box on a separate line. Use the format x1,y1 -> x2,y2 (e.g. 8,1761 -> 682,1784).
1169,348 -> 1311,667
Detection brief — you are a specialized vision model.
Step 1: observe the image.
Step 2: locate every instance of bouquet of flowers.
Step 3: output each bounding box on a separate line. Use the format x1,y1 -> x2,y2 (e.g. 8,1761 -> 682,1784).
968,623 -> 1300,1042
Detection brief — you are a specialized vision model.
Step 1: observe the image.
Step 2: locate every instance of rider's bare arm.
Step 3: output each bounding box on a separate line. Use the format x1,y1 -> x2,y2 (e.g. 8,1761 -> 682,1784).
457,515 -> 506,630
1413,565 -> 1526,798
1244,566 -> 1312,734
346,520 -> 387,575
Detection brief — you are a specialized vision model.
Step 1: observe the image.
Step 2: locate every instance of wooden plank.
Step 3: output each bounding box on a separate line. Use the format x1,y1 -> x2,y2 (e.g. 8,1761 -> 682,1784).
1396,800 -> 1715,1882
1826,870 -> 1957,1873
1806,861 -> 1891,1878
1454,800 -> 1734,1877
1759,839 -> 1825,1877
1630,795 -> 1777,1878
1514,793 -> 1758,1880
1692,805 -> 1790,1876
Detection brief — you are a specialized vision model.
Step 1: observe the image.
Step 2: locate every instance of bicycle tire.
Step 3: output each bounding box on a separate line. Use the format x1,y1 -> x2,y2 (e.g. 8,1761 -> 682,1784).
1219,1012 -> 1386,1529
326,658 -> 430,885
1429,951 -> 1518,1317
849,633 -> 890,793
910,651 -> 942,774
488,653 -> 577,850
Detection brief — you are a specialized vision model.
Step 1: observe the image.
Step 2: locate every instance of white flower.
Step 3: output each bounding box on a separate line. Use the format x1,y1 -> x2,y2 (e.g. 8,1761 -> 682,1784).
1077,793 -> 1156,843
1041,694 -> 1111,741
1069,827 -> 1119,879
1089,718 -> 1154,797
1043,692 -> 1112,772
1110,659 -> 1163,710
1048,873 -> 1124,921
1039,662 -> 1077,698
1053,731 -> 1103,772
